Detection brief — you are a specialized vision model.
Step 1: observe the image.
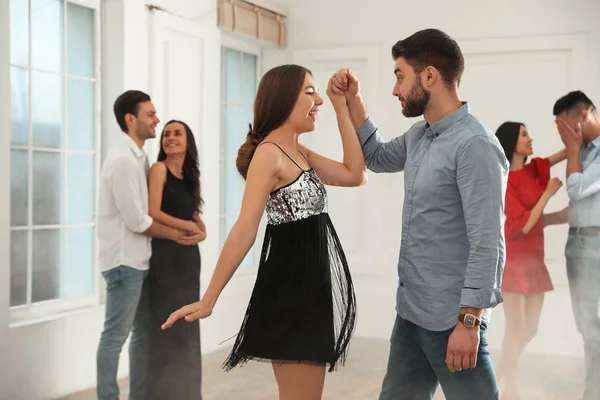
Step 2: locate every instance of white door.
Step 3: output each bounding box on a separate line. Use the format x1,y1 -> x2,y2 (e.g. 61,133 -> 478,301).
147,8 -> 221,292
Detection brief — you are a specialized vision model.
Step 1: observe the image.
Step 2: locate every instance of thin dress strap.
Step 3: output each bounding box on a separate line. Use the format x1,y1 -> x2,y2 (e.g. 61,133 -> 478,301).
298,150 -> 309,164
260,141 -> 307,172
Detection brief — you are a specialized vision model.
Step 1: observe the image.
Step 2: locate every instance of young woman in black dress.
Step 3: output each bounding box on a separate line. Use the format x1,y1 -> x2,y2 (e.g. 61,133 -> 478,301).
162,65 -> 366,399
146,120 -> 206,399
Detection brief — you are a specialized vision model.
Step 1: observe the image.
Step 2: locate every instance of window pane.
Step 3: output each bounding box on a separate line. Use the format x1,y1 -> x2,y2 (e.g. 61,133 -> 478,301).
10,67 -> 29,146
242,53 -> 257,104
223,160 -> 244,217
64,227 -> 94,299
67,78 -> 95,150
33,151 -> 63,225
32,71 -> 63,148
11,150 -> 29,227
67,3 -> 94,78
10,230 -> 28,307
66,154 -> 94,224
31,0 -> 63,72
223,104 -> 243,160
10,0 -> 29,66
32,228 -> 61,302
224,48 -> 241,104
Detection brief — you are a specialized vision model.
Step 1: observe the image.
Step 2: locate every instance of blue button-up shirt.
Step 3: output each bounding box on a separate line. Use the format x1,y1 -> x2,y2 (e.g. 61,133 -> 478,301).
567,135 -> 600,228
356,103 -> 509,331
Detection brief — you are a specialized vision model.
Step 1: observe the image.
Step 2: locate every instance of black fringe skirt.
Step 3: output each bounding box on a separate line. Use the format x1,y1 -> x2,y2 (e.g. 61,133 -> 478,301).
222,212 -> 356,372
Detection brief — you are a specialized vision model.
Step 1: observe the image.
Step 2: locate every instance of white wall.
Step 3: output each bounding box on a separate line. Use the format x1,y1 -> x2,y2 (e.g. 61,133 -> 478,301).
263,0 -> 600,358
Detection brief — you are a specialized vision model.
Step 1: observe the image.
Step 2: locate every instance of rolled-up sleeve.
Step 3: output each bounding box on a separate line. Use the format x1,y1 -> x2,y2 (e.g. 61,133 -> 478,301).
456,136 -> 507,309
109,156 -> 153,233
504,184 -> 530,239
566,157 -> 600,200
356,118 -> 407,173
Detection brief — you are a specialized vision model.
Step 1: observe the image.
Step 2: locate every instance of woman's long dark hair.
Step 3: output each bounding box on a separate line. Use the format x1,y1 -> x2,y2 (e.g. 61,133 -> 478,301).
157,120 -> 203,211
236,64 -> 312,180
495,121 -> 525,164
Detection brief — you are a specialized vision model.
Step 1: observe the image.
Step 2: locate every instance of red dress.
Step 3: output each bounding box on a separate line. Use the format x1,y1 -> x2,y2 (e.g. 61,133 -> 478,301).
502,157 -> 554,293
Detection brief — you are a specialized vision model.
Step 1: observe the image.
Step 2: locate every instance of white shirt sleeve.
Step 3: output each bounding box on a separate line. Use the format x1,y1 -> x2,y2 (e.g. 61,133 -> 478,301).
108,155 -> 153,233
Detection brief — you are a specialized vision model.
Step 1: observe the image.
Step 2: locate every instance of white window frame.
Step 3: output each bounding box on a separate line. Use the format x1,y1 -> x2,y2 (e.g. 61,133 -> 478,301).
219,33 -> 263,273
9,0 -> 102,326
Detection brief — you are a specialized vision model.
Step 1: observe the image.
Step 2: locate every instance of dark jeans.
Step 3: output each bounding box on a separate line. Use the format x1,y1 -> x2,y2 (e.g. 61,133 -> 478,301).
566,234 -> 600,400
379,314 -> 499,400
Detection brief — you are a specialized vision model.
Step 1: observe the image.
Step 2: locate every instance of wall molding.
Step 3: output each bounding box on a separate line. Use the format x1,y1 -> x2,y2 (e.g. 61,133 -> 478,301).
459,33 -> 587,89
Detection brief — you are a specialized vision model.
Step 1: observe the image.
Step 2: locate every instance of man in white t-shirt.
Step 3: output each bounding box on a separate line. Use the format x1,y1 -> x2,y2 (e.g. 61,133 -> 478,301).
96,90 -> 203,400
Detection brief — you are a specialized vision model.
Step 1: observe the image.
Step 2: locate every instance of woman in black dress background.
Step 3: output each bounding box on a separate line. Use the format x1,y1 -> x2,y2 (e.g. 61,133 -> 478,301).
162,65 -> 367,400
146,120 -> 206,399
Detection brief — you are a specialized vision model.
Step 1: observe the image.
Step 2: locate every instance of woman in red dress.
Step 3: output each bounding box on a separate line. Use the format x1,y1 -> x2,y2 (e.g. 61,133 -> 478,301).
495,121 -> 568,399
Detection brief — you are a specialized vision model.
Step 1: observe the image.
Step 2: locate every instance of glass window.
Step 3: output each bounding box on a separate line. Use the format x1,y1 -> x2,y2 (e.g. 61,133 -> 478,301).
220,47 -> 258,266
9,0 -> 98,309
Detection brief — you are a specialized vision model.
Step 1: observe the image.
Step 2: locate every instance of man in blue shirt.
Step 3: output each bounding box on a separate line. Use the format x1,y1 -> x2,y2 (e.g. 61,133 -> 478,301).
554,91 -> 600,400
331,29 -> 508,399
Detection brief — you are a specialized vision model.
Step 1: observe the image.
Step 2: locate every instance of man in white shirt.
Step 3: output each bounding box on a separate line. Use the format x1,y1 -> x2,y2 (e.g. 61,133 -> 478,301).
96,90 -> 203,400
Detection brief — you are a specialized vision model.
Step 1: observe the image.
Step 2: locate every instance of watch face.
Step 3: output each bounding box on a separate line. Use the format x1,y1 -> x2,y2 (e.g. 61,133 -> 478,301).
464,315 -> 475,327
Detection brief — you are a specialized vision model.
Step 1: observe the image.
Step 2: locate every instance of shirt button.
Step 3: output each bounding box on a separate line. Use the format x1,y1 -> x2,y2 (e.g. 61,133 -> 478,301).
434,133 -> 439,137
400,282 -> 404,287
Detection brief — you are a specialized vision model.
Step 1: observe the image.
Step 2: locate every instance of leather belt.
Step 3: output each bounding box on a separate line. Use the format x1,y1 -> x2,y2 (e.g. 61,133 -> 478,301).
569,226 -> 600,236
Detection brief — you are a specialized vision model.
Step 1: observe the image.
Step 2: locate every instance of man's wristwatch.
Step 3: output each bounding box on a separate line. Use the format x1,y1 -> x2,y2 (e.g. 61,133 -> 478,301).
458,313 -> 481,328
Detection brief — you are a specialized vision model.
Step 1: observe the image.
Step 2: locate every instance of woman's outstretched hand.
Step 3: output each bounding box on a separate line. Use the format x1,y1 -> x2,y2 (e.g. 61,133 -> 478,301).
161,297 -> 214,330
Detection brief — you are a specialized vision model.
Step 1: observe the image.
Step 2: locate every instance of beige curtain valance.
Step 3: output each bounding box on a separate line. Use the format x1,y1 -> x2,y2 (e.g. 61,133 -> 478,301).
218,0 -> 287,48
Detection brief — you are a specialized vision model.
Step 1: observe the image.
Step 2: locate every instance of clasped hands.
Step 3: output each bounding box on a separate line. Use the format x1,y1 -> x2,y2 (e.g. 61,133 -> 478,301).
176,214 -> 206,245
324,68 -> 361,109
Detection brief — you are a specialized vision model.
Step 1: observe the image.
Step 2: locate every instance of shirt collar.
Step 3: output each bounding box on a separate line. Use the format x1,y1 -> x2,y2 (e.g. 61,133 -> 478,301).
587,135 -> 600,149
427,102 -> 470,137
122,134 -> 147,158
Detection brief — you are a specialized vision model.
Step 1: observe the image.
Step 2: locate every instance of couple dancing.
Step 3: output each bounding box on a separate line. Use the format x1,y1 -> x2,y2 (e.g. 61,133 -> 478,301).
163,29 -> 508,400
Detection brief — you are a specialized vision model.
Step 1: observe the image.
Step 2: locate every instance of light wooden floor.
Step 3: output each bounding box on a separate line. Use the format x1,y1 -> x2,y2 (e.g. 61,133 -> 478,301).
62,338 -> 585,400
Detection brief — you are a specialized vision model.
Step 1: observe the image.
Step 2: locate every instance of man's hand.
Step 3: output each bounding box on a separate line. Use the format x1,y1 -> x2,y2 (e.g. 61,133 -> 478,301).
446,323 -> 480,372
176,230 -> 206,245
185,220 -> 201,235
556,117 -> 583,150
326,75 -> 347,110
331,68 -> 360,99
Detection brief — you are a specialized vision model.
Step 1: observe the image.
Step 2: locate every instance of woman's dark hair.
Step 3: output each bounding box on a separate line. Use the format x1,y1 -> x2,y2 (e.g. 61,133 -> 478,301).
157,120 -> 204,211
495,121 -> 525,163
236,64 -> 312,180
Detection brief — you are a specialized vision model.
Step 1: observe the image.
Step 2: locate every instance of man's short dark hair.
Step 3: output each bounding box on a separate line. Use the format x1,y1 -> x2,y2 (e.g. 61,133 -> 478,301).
391,28 -> 464,88
113,90 -> 152,133
553,90 -> 596,116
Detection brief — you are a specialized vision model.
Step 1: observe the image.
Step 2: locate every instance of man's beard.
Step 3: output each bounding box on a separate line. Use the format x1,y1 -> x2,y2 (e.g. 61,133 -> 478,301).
137,123 -> 155,139
401,76 -> 431,118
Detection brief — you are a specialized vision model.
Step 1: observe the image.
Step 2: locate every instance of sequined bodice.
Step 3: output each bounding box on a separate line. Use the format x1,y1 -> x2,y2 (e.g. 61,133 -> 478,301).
266,169 -> 328,225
